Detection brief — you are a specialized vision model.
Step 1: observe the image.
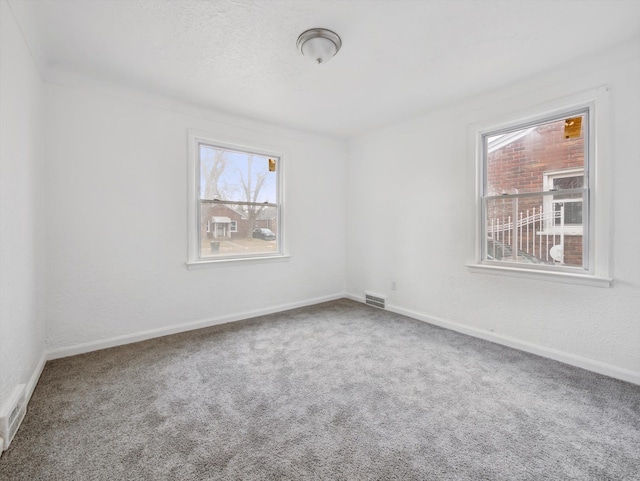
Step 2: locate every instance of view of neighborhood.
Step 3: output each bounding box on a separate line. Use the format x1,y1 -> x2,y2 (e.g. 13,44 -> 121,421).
198,144 -> 279,258
485,114 -> 586,268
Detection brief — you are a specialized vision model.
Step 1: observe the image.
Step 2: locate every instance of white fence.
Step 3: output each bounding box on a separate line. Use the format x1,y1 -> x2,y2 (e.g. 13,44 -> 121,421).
487,204 -> 566,264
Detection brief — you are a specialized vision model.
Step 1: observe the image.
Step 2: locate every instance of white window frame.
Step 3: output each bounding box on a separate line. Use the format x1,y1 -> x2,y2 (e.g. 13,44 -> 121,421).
542,167 -> 584,236
468,87 -> 612,287
229,220 -> 238,233
186,130 -> 287,266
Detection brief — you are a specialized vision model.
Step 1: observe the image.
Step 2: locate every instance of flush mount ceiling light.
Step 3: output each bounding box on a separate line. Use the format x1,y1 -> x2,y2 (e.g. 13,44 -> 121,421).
296,28 -> 342,64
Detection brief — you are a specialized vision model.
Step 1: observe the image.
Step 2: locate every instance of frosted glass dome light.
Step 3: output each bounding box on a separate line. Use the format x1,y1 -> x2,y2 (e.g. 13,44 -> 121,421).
296,28 -> 342,64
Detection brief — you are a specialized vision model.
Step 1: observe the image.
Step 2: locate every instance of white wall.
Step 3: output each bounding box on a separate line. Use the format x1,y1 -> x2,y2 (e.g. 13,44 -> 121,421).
44,82 -> 346,355
346,40 -> 640,382
0,0 -> 46,409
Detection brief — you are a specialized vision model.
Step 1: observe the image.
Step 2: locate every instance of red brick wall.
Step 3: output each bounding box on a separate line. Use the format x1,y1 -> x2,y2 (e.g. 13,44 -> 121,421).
487,119 -> 583,194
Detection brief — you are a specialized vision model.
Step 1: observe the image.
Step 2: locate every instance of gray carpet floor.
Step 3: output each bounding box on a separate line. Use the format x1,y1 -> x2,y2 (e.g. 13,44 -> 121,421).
1,299 -> 639,480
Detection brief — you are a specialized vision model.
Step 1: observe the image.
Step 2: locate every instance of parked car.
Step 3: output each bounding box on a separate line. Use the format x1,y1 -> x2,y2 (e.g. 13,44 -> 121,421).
252,228 -> 276,240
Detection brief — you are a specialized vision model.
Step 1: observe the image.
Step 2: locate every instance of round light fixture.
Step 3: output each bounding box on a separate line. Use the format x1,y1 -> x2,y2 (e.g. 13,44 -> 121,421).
296,28 -> 342,64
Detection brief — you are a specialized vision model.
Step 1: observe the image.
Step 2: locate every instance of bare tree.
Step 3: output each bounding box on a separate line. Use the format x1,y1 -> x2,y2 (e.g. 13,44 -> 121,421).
202,149 -> 227,199
239,155 -> 268,234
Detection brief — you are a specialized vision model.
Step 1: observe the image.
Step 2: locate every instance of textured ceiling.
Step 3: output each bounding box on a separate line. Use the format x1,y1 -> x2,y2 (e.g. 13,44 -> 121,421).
8,0 -> 640,138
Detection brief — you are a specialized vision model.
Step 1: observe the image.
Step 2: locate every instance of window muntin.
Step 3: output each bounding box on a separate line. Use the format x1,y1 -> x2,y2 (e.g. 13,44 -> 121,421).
196,141 -> 282,261
481,110 -> 588,270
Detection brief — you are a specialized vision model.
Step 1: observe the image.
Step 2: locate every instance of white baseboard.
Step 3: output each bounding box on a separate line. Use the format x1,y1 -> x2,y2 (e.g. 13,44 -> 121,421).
46,293 -> 344,360
345,292 -> 640,386
26,352 -> 47,403
0,351 -> 46,455
43,291 -> 640,384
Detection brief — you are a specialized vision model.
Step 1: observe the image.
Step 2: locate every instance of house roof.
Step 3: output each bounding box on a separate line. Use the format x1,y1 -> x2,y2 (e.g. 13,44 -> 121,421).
210,204 -> 248,219
227,206 -> 248,219
257,207 -> 277,220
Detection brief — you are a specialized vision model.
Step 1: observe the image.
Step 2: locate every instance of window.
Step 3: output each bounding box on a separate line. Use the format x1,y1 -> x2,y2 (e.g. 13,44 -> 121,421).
470,88 -> 611,286
543,168 -> 584,234
480,109 -> 590,271
188,133 -> 283,263
467,86 -> 613,287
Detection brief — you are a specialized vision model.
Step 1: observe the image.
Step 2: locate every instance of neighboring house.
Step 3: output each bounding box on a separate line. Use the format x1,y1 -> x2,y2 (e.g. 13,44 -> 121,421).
202,204 -> 246,240
486,119 -> 584,266
201,203 -> 277,240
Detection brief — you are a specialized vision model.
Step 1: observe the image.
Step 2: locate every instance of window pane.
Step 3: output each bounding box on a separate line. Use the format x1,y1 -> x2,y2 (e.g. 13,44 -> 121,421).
197,142 -> 280,260
200,145 -> 277,203
200,202 -> 278,258
485,115 -> 585,196
485,193 -> 583,267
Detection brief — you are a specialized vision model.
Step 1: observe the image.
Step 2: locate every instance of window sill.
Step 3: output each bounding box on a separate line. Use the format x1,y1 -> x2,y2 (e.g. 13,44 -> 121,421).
187,254 -> 291,269
466,263 -> 612,288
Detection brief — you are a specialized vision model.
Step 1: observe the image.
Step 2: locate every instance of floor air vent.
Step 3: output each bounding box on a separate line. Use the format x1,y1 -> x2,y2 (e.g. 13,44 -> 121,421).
365,292 -> 386,309
1,384 -> 27,451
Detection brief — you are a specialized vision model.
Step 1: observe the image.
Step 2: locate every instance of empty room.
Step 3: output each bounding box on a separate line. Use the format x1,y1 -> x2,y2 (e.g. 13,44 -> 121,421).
1,0 -> 639,479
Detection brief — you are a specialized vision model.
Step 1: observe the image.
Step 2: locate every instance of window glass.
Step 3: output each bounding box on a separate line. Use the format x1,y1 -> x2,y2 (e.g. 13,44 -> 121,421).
197,143 -> 281,260
482,112 -> 588,269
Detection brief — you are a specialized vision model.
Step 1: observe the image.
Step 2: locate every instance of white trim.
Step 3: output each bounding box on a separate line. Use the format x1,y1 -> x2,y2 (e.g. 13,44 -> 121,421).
543,167 -> 585,232
186,254 -> 291,268
46,293 -> 342,360
470,86 -> 611,283
543,167 -> 584,190
345,293 -> 638,385
36,290 -> 637,394
26,352 -> 46,406
0,351 -> 47,455
466,263 -> 612,287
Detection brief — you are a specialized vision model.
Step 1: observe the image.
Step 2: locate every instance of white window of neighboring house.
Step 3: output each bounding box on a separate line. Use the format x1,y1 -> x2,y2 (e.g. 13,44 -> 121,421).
187,132 -> 284,264
542,168 -> 584,235
469,87 -> 612,287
